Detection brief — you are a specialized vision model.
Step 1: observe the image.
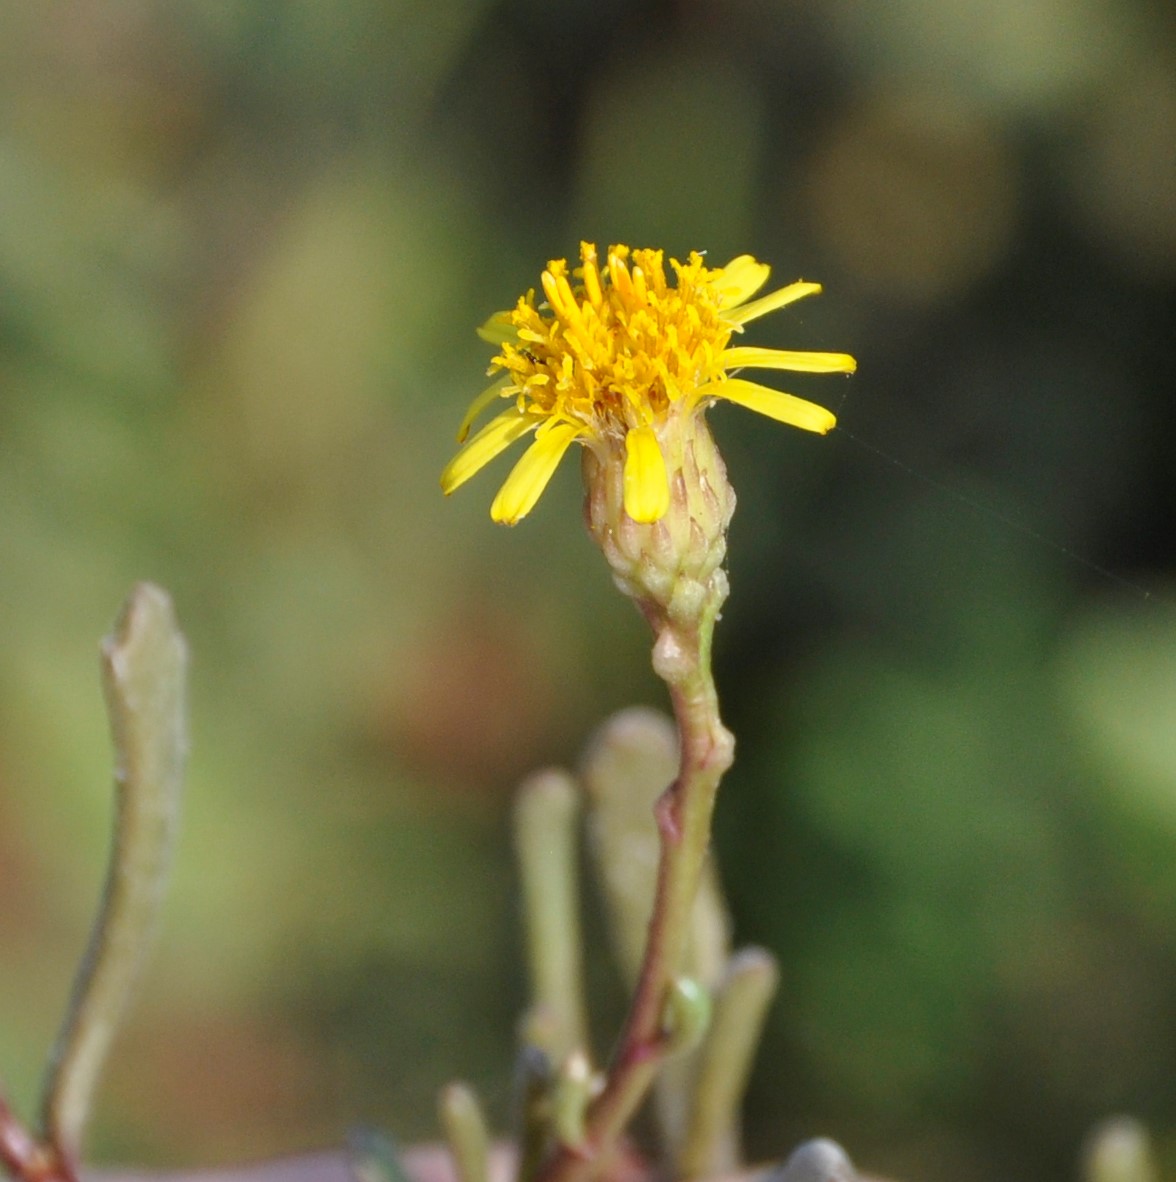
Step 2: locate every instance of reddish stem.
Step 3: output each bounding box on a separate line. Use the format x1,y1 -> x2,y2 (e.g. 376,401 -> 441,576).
0,1096 -> 78,1182
540,616 -> 733,1182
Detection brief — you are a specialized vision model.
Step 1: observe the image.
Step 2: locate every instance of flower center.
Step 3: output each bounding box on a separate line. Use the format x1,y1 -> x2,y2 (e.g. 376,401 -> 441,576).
493,245 -> 734,440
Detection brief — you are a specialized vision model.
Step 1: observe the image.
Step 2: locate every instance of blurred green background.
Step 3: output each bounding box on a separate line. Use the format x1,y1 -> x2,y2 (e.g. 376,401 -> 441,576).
1,3 -> 1174,1181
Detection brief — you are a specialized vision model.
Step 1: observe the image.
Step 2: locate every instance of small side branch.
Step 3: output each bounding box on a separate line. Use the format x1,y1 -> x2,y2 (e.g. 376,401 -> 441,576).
39,584 -> 188,1170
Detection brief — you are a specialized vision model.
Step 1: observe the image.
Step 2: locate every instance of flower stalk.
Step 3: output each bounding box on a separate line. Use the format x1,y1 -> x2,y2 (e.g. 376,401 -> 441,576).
540,602 -> 733,1182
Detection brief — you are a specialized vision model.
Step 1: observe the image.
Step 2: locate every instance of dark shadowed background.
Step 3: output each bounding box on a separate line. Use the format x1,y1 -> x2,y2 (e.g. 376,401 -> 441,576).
1,4 -> 1174,1181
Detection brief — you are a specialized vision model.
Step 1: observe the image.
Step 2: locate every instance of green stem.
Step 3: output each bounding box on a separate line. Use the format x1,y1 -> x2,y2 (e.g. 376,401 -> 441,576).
678,947 -> 780,1178
540,608 -> 733,1182
514,769 -> 588,1063
439,1083 -> 491,1182
39,584 -> 188,1169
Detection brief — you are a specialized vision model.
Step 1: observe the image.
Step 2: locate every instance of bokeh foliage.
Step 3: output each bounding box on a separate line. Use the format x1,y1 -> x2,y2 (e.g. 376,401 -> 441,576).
0,4 -> 1173,1182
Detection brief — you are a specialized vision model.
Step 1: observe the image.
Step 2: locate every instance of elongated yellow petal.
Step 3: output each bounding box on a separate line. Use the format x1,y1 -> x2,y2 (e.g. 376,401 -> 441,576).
725,281 -> 822,326
623,425 -> 670,523
456,378 -> 512,442
715,255 -> 771,308
476,310 -> 517,344
491,421 -> 583,524
720,346 -> 857,374
706,377 -> 836,434
441,409 -> 541,494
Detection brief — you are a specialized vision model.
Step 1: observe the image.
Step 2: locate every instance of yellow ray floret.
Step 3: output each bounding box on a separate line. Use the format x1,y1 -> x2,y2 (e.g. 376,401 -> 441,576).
440,242 -> 856,525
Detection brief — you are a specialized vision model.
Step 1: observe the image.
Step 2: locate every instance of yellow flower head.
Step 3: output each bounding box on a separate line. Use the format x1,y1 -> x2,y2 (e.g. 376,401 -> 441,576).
440,243 -> 855,526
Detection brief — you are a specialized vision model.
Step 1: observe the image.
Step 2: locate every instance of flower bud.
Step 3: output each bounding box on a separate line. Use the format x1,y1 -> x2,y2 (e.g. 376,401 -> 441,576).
582,407 -> 736,631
